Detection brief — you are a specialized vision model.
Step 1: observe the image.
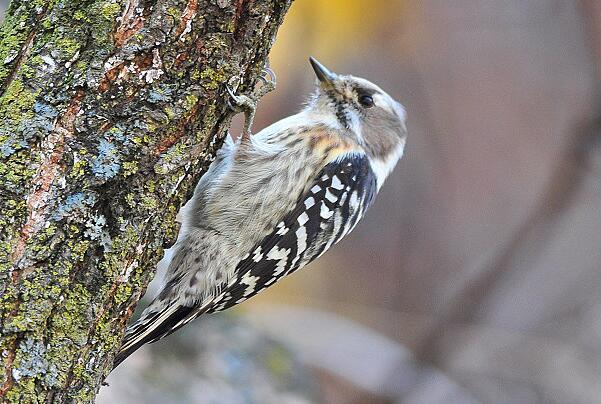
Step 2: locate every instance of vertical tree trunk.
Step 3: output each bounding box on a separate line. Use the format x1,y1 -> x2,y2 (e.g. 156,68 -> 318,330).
0,0 -> 292,401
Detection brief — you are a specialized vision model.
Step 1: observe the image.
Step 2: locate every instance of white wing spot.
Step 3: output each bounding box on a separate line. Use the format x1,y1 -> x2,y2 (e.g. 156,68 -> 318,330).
298,212 -> 309,225
331,175 -> 344,190
325,189 -> 338,203
320,201 -> 334,219
241,272 -> 259,296
267,246 -> 290,276
252,248 -> 264,262
296,226 -> 307,254
349,191 -> 360,210
304,197 -> 315,209
267,246 -> 290,260
311,184 -> 322,193
276,221 -> 289,235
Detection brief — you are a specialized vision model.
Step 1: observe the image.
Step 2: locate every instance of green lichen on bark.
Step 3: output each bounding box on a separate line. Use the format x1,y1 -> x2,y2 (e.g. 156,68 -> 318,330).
0,0 -> 293,401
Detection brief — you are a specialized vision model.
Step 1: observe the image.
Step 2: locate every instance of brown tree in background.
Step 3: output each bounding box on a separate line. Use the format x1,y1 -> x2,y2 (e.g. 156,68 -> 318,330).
0,0 -> 292,401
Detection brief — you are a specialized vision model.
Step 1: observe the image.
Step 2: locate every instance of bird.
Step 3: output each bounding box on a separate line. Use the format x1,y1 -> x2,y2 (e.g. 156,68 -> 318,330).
113,57 -> 408,368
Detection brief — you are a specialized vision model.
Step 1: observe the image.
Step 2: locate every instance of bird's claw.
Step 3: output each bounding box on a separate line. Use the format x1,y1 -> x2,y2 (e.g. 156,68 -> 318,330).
226,87 -> 255,114
257,66 -> 277,92
227,66 -> 277,141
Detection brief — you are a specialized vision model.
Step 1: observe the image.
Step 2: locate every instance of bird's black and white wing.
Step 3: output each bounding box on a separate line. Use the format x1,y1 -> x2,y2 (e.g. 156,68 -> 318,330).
114,153 -> 377,368
207,152 -> 378,313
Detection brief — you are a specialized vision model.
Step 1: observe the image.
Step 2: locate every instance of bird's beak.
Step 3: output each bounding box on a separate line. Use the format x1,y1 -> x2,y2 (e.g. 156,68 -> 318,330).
309,57 -> 337,87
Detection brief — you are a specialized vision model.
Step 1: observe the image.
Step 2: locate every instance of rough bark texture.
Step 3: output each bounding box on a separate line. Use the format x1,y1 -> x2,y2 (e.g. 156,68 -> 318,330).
0,0 -> 292,401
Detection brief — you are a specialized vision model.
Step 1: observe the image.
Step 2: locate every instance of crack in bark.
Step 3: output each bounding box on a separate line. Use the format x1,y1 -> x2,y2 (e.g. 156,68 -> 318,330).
0,31 -> 36,96
10,91 -> 84,271
0,4 -> 51,95
0,339 -> 17,397
114,0 -> 144,47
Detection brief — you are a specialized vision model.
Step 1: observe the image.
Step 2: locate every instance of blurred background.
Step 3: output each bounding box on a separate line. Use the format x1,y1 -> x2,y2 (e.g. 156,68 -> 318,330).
4,1 -> 601,403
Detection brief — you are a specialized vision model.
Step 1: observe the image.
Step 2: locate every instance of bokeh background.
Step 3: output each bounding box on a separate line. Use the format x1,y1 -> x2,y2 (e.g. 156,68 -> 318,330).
5,1 -> 601,403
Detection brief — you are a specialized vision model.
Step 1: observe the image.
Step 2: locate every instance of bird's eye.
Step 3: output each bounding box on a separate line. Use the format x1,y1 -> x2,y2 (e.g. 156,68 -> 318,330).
358,94 -> 374,108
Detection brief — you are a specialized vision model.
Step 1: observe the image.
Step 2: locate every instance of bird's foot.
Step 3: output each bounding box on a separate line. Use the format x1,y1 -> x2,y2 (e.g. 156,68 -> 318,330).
227,66 -> 277,141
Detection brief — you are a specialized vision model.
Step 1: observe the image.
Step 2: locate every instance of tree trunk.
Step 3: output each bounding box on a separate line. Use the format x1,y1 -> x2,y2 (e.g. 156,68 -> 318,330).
0,0 -> 292,401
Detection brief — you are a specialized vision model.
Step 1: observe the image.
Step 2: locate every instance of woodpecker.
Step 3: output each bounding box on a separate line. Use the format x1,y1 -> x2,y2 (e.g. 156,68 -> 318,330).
114,57 -> 407,368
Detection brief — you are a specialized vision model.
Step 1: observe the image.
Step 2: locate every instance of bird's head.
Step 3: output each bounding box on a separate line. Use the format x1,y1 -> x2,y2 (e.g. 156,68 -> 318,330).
307,57 -> 407,161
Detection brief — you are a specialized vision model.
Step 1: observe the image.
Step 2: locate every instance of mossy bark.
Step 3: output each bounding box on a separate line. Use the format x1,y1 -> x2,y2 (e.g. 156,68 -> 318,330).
0,0 -> 293,401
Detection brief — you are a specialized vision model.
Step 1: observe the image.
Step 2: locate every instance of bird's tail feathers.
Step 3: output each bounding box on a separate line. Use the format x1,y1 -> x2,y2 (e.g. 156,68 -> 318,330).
113,303 -> 203,369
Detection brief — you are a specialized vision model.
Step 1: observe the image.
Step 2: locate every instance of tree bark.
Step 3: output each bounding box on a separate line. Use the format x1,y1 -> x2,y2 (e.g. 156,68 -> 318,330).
0,0 -> 292,401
